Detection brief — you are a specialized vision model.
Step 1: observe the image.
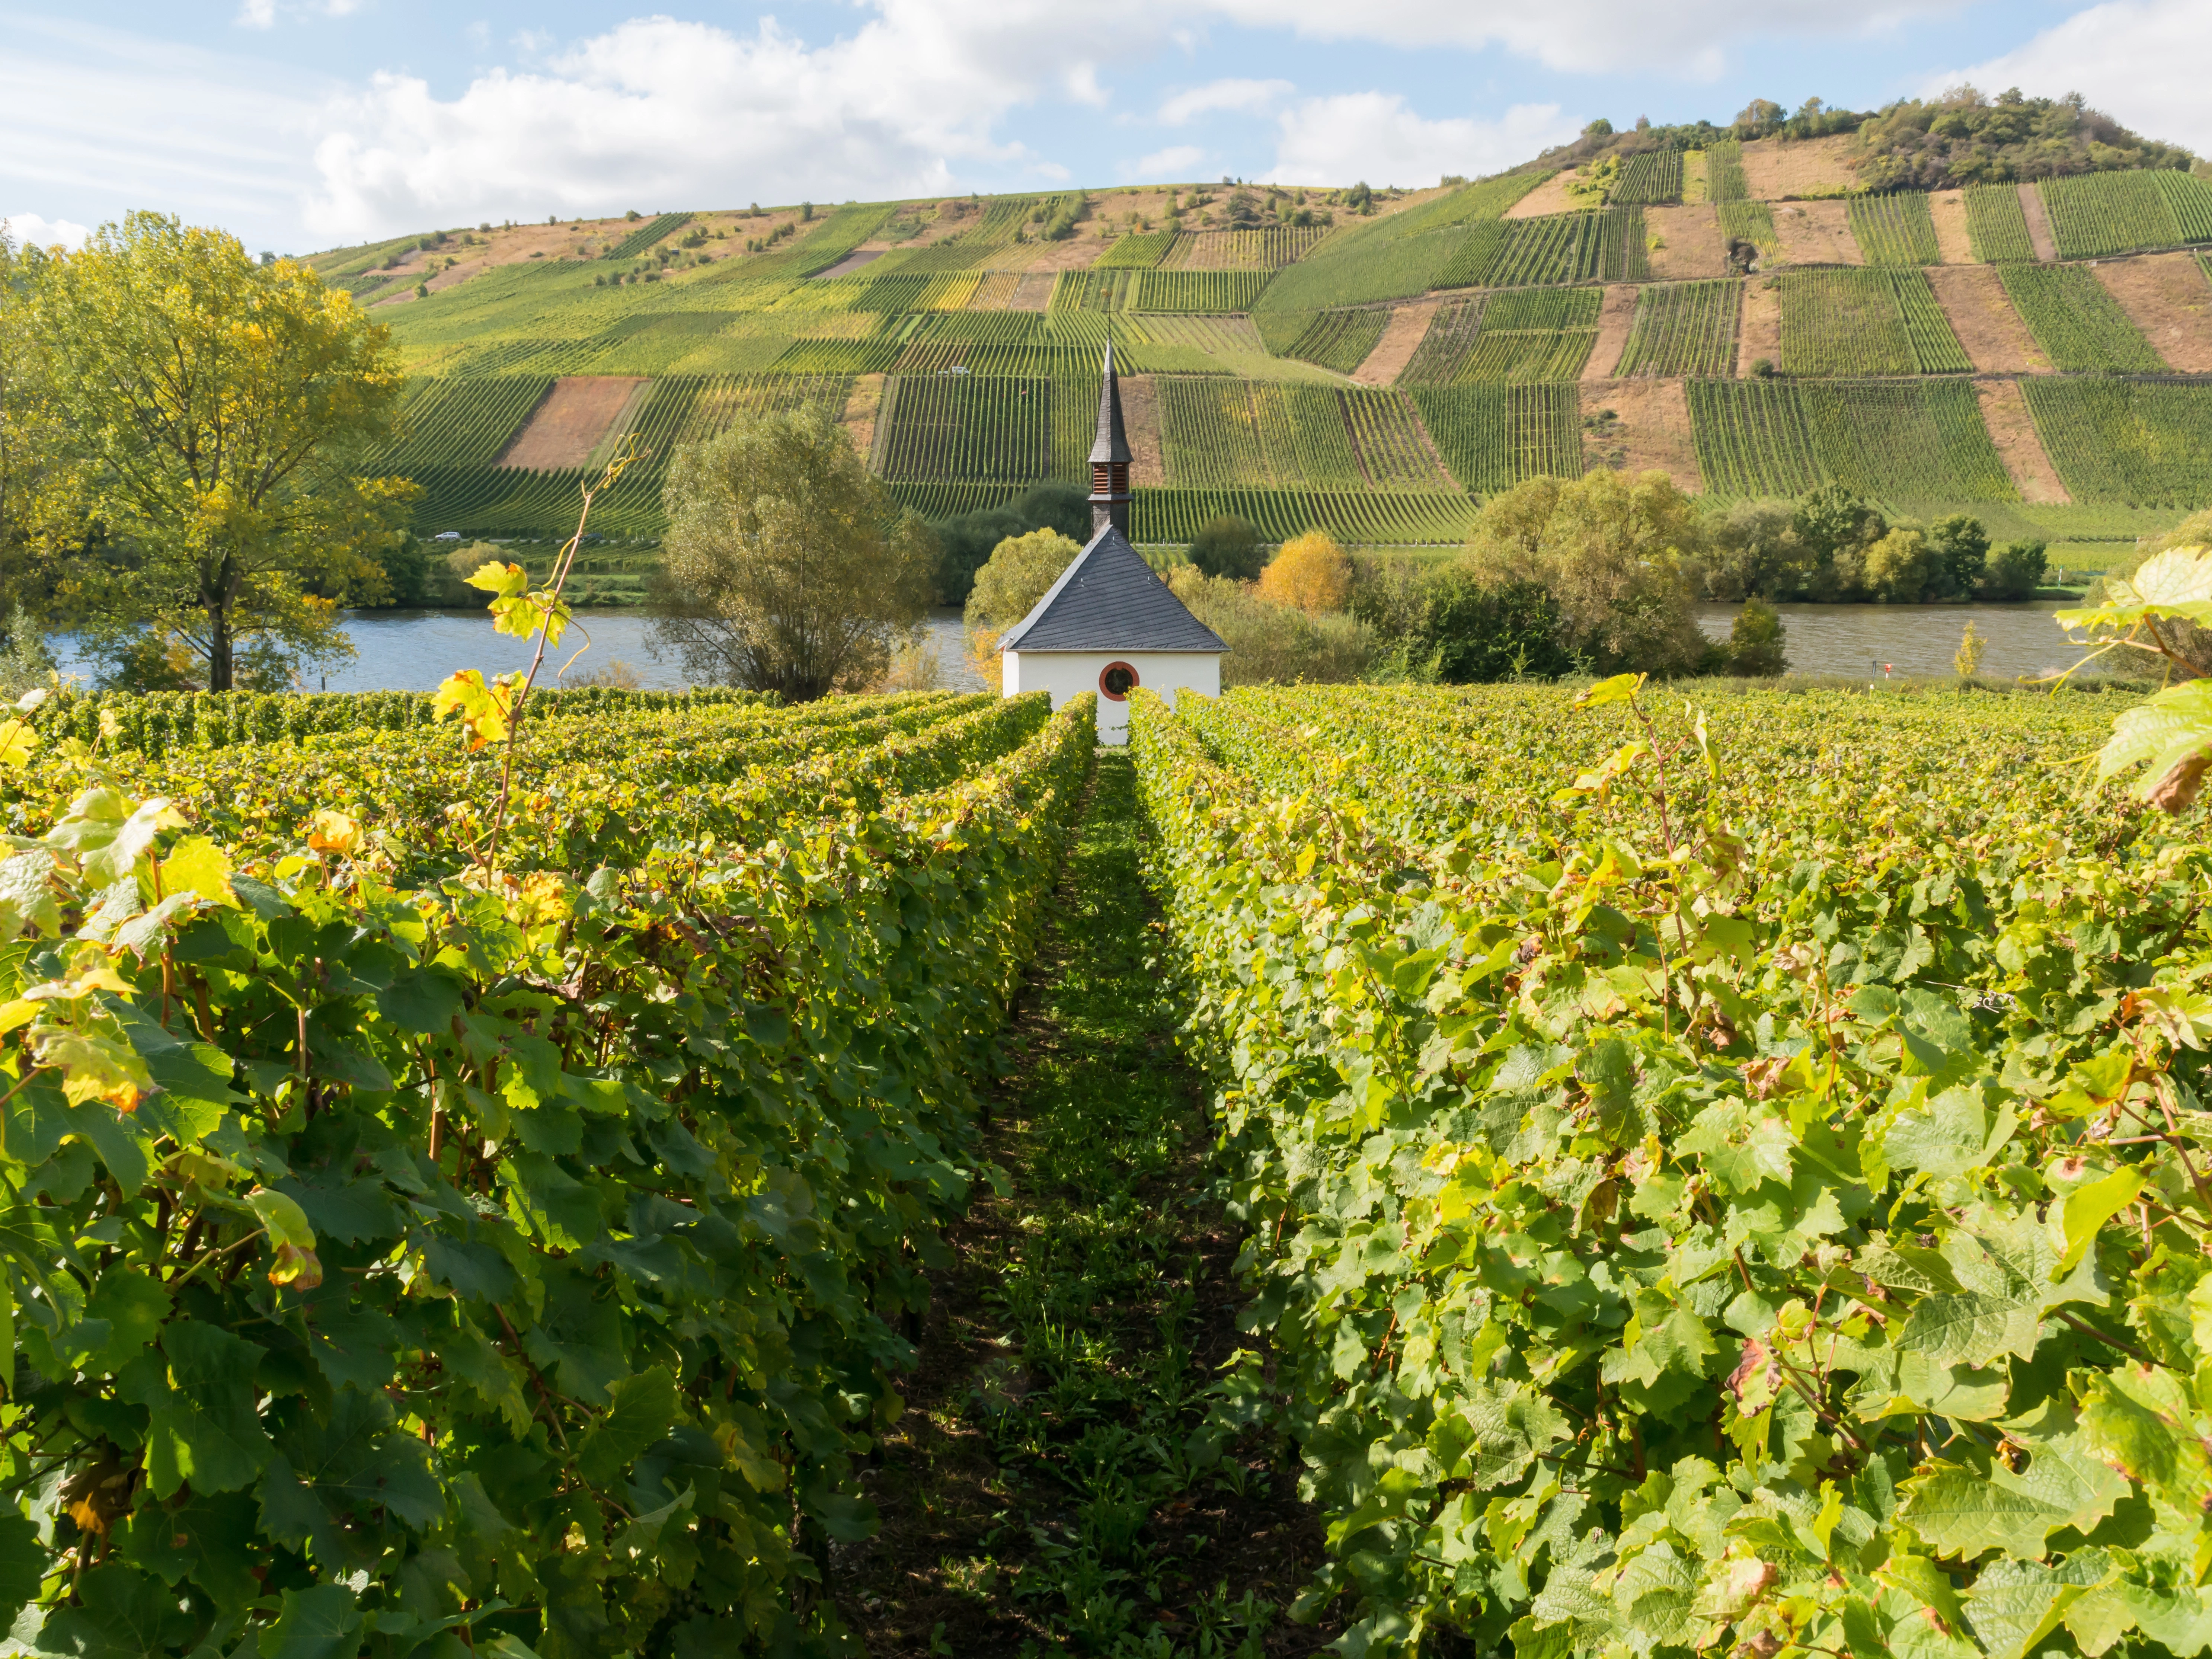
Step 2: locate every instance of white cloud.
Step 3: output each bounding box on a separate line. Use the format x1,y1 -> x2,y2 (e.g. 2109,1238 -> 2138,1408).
1264,94 -> 1579,188
303,6 -> 1161,240
1124,144 -> 1206,179
3,213 -> 90,250
1158,77 -> 1294,126
1203,0 -> 1969,73
1933,0 -> 2212,154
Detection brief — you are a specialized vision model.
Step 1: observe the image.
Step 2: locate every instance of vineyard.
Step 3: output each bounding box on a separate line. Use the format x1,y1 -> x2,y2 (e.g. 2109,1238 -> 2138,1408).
1609,151 -> 1683,206
1047,269 -> 1273,313
1155,379 -> 1451,491
1439,208 -> 1651,291
1715,200 -> 1780,258
347,162 -> 2212,540
1126,486 -> 1480,544
1130,673 -> 2212,1659
2039,169 -> 2212,258
1775,269 -> 1971,376
1408,382 -> 1584,492
870,374 -> 1053,481
1845,191 -> 1941,266
1396,296 -> 1486,385
2021,376 -> 2212,504
1997,263 -> 2168,373
0,677 -> 1100,1658
1704,138 -> 1748,201
1276,308 -> 1391,375
406,373 -> 853,538
1456,286 -> 1604,381
1688,375 -> 2017,501
370,375 -> 554,468
1611,279 -> 1741,377
1963,183 -> 2037,263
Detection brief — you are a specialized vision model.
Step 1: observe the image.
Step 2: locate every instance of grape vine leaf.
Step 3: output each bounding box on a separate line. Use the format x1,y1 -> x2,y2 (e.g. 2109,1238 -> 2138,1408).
577,1365 -> 680,1484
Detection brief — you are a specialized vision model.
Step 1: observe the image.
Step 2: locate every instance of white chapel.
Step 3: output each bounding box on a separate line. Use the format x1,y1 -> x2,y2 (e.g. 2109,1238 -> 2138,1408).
997,345 -> 1226,745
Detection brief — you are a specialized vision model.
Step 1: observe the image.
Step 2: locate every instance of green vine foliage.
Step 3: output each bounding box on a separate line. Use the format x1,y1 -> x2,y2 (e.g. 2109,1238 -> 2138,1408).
0,689 -> 1096,1657
0,691 -> 1046,879
1132,679 -> 2212,1659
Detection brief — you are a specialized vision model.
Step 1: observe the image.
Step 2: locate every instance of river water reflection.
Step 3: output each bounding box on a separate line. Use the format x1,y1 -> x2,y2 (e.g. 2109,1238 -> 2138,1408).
49,608 -> 988,694
1695,601 -> 2105,683
47,602 -> 2097,694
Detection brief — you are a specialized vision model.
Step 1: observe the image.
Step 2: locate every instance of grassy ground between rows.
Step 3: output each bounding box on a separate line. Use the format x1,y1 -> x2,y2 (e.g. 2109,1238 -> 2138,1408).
838,751 -> 1334,1658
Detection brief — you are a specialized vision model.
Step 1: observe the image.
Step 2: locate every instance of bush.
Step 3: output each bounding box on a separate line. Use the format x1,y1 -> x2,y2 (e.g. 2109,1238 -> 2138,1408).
1727,595 -> 1788,674
1189,515 -> 1263,581
1256,530 -> 1353,614
1863,526 -> 1930,601
1927,512 -> 1991,598
964,528 -> 1084,674
1167,569 -> 1374,684
1985,537 -> 2049,600
926,482 -> 1090,605
1464,470 -> 1709,675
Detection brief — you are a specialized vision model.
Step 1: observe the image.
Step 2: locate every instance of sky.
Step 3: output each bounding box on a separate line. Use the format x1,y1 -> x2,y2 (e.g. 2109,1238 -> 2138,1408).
3,0 -> 2210,256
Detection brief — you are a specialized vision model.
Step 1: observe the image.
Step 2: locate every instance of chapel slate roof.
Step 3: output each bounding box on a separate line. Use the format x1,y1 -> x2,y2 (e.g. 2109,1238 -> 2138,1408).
998,524 -> 1228,654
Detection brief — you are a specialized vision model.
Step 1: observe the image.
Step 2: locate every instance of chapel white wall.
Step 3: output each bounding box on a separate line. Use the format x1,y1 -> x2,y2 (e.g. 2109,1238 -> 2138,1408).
1000,651 -> 1221,745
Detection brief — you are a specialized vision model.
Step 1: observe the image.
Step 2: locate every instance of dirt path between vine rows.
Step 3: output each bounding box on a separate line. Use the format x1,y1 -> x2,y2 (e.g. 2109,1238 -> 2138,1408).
839,753 -> 1337,1658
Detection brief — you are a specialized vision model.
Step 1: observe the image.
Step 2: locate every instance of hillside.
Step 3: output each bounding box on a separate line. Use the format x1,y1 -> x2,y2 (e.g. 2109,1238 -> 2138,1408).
330,111 -> 2212,583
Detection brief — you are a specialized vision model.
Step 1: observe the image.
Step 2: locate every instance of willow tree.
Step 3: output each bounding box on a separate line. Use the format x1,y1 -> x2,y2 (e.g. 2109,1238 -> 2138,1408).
35,213 -> 410,689
654,410 -> 936,700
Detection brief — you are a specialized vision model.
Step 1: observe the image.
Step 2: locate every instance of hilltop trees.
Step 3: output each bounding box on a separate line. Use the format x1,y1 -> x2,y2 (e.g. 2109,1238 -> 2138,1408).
33,213 -> 411,688
655,409 -> 936,700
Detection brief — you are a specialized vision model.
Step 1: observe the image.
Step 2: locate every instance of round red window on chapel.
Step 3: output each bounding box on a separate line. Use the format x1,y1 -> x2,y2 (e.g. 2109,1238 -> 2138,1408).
1099,661 -> 1139,701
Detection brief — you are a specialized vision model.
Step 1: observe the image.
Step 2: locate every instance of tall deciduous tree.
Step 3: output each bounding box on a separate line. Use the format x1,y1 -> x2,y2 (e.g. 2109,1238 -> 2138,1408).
35,213 -> 410,690
0,230 -> 83,622
654,410 -> 936,700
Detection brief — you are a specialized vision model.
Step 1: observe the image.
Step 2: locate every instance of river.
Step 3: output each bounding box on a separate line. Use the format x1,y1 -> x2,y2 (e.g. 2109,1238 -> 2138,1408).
1694,600 -> 2108,683
47,602 -> 2101,694
47,608 -> 988,695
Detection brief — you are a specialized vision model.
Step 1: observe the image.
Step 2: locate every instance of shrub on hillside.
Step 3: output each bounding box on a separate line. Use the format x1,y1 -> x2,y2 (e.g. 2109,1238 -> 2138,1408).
1464,470 -> 1710,675
1168,568 -> 1374,685
926,482 -> 1089,605
1188,515 -> 1263,581
1256,530 -> 1353,614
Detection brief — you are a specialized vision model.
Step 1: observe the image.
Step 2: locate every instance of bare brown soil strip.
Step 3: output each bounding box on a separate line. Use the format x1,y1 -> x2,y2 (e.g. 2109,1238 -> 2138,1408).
496,376 -> 646,470
1738,134 -> 1859,198
814,250 -> 883,280
1738,278 -> 1783,375
1122,373 -> 1167,486
1929,191 -> 1974,264
1581,378 -> 1701,491
1507,172 -> 1581,220
1770,200 -> 1862,267
1353,299 -> 1442,385
2019,185 -> 2059,261
1583,285 -> 1641,381
1976,379 -> 2071,504
1925,265 -> 2051,374
1645,204 -> 1728,279
1008,271 -> 1057,311
840,375 -> 883,463
2095,252 -> 2212,370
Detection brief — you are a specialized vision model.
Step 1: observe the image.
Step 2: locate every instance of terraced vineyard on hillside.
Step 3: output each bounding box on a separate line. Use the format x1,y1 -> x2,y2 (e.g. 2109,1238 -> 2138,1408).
346,140 -> 2212,554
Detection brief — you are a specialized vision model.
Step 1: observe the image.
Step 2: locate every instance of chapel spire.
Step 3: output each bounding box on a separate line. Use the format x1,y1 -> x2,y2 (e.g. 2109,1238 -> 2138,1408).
1088,343 -> 1132,537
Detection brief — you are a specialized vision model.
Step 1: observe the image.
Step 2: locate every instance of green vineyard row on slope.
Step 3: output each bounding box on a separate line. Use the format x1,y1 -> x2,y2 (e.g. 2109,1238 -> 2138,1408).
1133,676 -> 2212,1659
0,686 -> 1098,1656
1687,377 -> 2018,502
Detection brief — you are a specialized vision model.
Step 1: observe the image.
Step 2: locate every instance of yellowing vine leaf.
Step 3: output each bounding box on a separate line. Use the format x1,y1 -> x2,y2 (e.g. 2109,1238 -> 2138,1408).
2057,545 -> 2212,635
466,559 -> 572,649
2094,680 -> 2212,812
433,670 -> 526,751
246,1187 -> 323,1289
